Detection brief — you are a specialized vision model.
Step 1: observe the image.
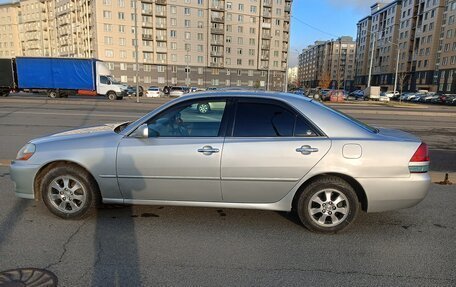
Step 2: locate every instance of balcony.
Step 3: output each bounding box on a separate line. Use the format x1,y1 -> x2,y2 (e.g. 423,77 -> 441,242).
211,27 -> 224,34
211,51 -> 224,57
142,9 -> 153,15
283,33 -> 289,41
156,35 -> 167,41
211,1 -> 225,11
263,11 -> 271,18
142,34 -> 153,40
211,39 -> 224,46
142,22 -> 153,27
259,65 -> 269,70
263,0 -> 272,7
262,33 -> 272,39
211,16 -> 225,23
156,0 -> 167,4
156,46 -> 167,53
261,54 -> 269,60
210,62 -> 224,68
285,5 -> 291,12
261,44 -> 270,50
156,58 -> 167,64
155,10 -> 167,17
261,22 -> 271,29
155,22 -> 167,29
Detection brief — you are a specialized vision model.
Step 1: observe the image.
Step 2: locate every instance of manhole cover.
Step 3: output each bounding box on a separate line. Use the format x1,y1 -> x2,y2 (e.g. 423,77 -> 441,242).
0,268 -> 57,287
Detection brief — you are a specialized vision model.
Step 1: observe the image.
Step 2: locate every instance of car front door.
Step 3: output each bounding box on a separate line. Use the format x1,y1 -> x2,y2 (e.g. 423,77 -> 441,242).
221,99 -> 331,203
117,98 -> 230,202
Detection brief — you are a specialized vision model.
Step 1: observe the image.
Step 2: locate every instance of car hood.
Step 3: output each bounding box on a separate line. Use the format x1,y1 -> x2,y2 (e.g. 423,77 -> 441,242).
377,127 -> 420,142
30,122 -> 126,145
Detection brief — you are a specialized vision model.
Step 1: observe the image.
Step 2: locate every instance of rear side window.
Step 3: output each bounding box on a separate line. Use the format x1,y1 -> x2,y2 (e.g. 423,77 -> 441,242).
233,102 -> 318,137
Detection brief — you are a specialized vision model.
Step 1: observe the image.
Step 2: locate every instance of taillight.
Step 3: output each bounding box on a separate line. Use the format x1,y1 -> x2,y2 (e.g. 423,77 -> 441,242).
409,143 -> 430,173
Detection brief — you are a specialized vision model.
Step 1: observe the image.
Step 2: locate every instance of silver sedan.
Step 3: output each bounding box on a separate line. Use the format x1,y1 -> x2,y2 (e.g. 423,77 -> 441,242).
10,91 -> 431,233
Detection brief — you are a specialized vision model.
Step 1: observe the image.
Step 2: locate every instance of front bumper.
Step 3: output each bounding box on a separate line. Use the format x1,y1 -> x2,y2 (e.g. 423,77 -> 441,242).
357,173 -> 431,213
10,160 -> 41,200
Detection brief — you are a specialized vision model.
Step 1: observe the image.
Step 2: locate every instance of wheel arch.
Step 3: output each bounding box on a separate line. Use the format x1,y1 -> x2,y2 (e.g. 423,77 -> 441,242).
292,173 -> 368,212
34,160 -> 101,203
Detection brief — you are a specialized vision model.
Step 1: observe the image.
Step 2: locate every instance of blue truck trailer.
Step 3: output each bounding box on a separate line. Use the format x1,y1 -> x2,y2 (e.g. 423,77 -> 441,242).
0,57 -> 128,100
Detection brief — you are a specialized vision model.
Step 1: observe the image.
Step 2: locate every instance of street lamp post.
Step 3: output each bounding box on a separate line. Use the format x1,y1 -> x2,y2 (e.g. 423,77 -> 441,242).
388,39 -> 401,97
367,32 -> 376,88
134,0 -> 139,103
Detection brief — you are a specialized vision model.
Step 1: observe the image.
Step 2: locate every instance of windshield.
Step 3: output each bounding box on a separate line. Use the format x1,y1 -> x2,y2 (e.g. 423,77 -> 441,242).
107,76 -> 121,85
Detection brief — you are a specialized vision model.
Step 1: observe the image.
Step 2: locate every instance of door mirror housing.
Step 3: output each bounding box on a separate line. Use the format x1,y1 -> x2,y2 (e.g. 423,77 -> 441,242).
131,124 -> 149,138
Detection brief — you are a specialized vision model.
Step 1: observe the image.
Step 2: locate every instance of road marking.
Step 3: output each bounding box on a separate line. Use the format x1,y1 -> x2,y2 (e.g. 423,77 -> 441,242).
0,111 -> 141,118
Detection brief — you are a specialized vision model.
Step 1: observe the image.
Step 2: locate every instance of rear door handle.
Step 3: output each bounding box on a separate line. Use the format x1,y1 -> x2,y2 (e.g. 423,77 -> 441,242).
198,146 -> 220,155
296,145 -> 319,155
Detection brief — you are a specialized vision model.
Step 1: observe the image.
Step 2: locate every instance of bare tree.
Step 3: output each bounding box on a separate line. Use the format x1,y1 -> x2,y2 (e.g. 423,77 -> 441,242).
398,71 -> 409,103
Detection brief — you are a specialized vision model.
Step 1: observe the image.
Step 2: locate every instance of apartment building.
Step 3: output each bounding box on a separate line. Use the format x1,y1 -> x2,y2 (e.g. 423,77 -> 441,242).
0,0 -> 292,91
298,36 -> 356,90
355,0 -> 456,93
0,1 -> 21,58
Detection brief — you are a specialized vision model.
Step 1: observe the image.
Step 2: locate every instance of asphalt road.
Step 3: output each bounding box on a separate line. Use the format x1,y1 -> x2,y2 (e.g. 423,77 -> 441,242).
1,94 -> 455,171
0,166 -> 455,286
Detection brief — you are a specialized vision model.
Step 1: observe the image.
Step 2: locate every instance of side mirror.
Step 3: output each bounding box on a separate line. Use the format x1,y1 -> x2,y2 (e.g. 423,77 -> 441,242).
131,124 -> 149,138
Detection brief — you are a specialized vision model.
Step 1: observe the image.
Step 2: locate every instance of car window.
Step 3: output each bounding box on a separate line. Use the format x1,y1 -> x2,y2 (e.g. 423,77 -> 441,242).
100,76 -> 109,84
146,100 -> 227,137
233,102 -> 295,137
294,116 -> 318,137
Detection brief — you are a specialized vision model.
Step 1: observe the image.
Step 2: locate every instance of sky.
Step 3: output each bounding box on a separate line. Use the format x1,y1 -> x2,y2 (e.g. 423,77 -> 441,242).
289,0 -> 393,66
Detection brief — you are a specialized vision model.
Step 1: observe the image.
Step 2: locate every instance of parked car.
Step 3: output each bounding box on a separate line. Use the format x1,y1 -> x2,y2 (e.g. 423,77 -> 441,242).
169,86 -> 188,97
145,86 -> 162,98
383,91 -> 400,98
126,85 -> 144,97
328,90 -> 346,102
10,91 -> 431,233
347,90 -> 366,101
319,89 -> 331,101
445,95 -> 456,105
378,93 -> 390,102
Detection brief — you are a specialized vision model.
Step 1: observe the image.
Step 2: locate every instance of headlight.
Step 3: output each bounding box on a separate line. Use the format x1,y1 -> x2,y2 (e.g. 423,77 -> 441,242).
16,143 -> 36,161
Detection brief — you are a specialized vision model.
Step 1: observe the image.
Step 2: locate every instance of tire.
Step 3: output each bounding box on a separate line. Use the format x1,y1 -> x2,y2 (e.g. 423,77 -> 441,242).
48,90 -> 59,98
107,92 -> 117,101
296,176 -> 359,233
197,103 -> 210,114
41,165 -> 99,219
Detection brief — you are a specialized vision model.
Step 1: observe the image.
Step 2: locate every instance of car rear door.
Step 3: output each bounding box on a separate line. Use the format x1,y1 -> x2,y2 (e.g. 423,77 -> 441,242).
221,98 -> 331,203
117,98 -> 231,202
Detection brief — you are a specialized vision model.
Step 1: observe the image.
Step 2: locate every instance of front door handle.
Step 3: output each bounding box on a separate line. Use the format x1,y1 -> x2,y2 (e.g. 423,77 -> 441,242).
198,146 -> 220,155
296,145 -> 319,155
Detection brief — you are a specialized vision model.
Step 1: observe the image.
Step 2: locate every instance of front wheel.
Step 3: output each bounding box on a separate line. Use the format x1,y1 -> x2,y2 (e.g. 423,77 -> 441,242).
107,92 -> 117,101
41,165 -> 99,219
296,176 -> 359,233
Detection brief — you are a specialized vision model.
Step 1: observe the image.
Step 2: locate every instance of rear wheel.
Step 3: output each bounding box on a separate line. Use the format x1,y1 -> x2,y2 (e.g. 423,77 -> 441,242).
197,103 -> 211,114
48,90 -> 59,98
296,176 -> 359,233
41,165 -> 99,219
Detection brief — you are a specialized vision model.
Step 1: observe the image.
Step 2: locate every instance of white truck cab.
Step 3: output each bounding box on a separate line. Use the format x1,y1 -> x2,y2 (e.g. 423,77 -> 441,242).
96,61 -> 128,100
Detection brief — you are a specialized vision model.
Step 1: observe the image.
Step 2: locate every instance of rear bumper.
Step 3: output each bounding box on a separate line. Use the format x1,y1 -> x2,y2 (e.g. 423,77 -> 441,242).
357,173 -> 431,213
10,161 -> 40,200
